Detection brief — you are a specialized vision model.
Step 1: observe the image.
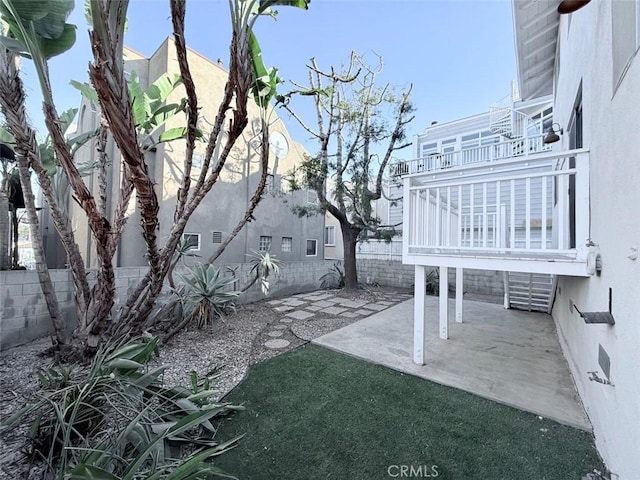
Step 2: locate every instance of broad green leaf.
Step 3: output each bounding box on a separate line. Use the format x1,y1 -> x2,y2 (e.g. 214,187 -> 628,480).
146,73 -> 182,105
186,390 -> 219,403
106,358 -> 144,370
0,35 -> 28,56
158,127 -> 188,143
145,101 -> 185,130
58,107 -> 78,133
68,128 -> 99,156
32,0 -> 74,39
39,22 -> 76,58
40,142 -> 57,176
70,80 -> 99,105
128,70 -> 150,127
129,366 -> 166,389
69,464 -> 120,479
0,1 -> 49,22
259,0 -> 310,10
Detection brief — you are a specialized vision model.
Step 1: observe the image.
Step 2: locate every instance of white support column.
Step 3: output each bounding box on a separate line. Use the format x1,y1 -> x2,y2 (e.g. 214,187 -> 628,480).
439,266 -> 449,339
455,267 -> 463,323
413,265 -> 427,365
503,271 -> 510,309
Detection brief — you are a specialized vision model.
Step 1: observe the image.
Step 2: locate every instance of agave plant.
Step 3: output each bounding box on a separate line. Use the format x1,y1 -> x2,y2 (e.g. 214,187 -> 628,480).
3,337 -> 243,479
179,263 -> 240,329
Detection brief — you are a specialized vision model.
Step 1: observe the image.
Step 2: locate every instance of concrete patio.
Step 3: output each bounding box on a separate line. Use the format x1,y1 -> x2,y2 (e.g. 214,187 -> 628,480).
313,296 -> 591,431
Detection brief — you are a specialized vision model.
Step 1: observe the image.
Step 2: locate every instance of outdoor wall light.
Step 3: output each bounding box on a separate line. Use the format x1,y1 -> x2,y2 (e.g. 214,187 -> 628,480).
557,0 -> 591,14
543,123 -> 563,144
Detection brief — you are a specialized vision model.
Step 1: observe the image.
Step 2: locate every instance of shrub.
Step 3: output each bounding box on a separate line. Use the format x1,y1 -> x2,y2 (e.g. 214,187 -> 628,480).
320,263 -> 345,289
4,337 -> 242,479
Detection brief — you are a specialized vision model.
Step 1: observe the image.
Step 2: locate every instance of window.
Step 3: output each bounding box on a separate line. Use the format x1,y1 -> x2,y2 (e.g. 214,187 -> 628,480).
480,130 -> 499,146
421,142 -> 437,156
182,233 -> 200,251
307,189 -> 319,204
281,236 -> 292,252
461,133 -> 479,150
259,236 -> 272,252
306,239 -> 317,256
212,231 -> 222,244
441,138 -> 456,154
266,173 -> 274,192
324,226 -> 336,246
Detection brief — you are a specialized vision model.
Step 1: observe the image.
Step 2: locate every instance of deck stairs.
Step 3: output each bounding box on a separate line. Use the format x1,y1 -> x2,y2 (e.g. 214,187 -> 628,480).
505,272 -> 557,313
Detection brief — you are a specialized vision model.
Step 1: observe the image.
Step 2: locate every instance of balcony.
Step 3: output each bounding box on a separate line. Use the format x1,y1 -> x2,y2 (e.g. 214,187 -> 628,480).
391,134 -> 551,177
400,147 -> 592,277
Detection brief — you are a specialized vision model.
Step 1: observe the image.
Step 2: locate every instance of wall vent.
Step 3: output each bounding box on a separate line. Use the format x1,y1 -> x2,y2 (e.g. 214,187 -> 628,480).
212,231 -> 222,244
598,344 -> 611,380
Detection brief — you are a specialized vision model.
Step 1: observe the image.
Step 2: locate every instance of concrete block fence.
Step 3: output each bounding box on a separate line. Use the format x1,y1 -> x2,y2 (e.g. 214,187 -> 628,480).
1,259 -> 504,350
356,259 -> 505,299
0,260 -> 337,350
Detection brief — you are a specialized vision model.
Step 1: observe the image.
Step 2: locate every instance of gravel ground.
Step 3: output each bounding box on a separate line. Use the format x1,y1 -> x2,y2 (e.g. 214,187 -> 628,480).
0,286 -> 411,479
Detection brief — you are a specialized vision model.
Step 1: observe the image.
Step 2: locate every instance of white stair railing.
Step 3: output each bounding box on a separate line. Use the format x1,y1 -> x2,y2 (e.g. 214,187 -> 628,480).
489,105 -> 539,139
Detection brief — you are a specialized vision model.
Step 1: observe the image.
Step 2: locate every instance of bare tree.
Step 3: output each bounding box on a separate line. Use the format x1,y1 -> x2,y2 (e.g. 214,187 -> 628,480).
281,52 -> 414,290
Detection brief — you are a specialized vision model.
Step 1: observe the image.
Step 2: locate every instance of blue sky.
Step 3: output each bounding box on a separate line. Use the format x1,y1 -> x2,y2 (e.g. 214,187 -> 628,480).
21,0 -> 517,160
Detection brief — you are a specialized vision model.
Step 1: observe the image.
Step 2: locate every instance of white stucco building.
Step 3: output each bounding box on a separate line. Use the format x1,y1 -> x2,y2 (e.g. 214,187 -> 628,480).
515,1 -> 639,477
399,1 -> 639,477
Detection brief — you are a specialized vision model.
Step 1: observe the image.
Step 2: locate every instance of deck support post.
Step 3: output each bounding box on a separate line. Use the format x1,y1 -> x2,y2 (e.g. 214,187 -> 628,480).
455,267 -> 463,323
503,271 -> 510,309
413,265 -> 427,365
439,266 -> 449,339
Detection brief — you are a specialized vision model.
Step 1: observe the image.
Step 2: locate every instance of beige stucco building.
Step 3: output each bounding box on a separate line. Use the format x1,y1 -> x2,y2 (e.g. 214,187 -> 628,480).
51,38 -> 323,268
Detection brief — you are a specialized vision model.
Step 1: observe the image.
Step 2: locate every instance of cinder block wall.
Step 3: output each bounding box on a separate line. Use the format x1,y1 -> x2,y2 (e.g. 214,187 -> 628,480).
356,259 -> 505,298
1,260 -> 337,350
0,269 -> 77,350
1,260 -> 504,350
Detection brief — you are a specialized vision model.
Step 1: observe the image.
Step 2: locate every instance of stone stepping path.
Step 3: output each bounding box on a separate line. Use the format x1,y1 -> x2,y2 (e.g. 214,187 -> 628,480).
260,289 -> 410,350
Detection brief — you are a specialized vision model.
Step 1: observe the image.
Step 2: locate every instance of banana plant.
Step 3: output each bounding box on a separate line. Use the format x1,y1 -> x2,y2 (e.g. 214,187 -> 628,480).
71,71 -> 196,153
0,0 -> 76,102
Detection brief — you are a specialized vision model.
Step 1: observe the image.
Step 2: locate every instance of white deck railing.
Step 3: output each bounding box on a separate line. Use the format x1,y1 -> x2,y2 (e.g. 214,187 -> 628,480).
391,134 -> 551,177
403,149 -> 590,261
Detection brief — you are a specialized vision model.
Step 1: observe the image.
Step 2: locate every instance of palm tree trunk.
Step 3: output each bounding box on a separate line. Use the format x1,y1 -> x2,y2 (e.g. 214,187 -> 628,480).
16,158 -> 69,346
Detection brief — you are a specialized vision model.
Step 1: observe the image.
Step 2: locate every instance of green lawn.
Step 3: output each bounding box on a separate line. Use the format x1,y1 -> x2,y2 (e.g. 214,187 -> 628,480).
216,344 -> 603,480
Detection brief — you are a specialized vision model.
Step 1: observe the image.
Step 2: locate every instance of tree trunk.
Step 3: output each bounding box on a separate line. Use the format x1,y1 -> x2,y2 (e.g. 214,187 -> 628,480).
16,159 -> 69,346
341,223 -> 361,291
0,192 -> 8,269
10,207 -> 18,268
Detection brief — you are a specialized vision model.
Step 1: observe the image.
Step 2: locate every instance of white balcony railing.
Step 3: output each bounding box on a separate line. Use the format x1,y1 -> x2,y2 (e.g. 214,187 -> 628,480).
391,134 -> 551,177
403,149 -> 590,264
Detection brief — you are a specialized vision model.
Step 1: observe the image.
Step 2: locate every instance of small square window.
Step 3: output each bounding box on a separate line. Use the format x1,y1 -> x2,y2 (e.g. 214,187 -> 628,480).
259,235 -> 272,252
182,233 -> 201,251
281,236 -> 292,252
307,189 -> 319,204
324,226 -> 335,246
306,239 -> 317,257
